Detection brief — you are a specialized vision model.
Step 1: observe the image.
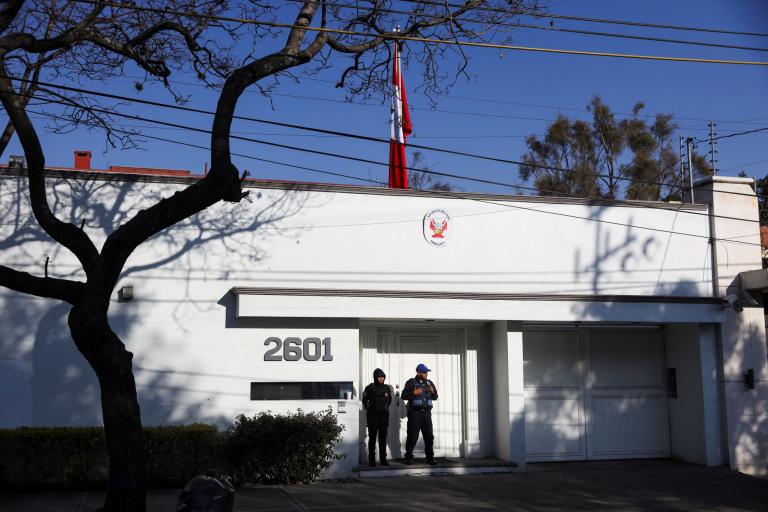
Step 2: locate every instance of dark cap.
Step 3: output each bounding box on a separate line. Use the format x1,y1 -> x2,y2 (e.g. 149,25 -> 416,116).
373,368 -> 386,380
416,363 -> 431,373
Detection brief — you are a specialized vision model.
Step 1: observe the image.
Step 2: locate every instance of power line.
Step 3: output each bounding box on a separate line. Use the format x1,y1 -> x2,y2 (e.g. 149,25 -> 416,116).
8,75 -> 764,203
17,91 -> 764,230
20,106 -> 761,247
397,0 -> 768,38
140,72 -> 766,128
699,126 -> 768,142
11,75 -> 761,202
70,0 -> 768,66
289,0 -> 768,53
721,157 -> 768,173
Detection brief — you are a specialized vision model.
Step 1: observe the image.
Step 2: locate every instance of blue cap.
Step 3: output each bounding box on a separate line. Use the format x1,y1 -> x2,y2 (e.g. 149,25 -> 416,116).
416,363 -> 431,373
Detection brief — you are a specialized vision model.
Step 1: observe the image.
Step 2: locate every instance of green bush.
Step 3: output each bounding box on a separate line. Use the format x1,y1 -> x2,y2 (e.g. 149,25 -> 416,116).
0,410 -> 345,490
144,424 -> 223,487
0,424 -> 222,491
0,426 -> 108,491
225,408 -> 345,485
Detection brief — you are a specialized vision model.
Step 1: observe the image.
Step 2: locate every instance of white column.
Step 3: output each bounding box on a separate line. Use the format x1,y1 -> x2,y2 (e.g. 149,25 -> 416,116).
692,176 -> 768,475
699,324 -> 724,466
491,321 -> 526,469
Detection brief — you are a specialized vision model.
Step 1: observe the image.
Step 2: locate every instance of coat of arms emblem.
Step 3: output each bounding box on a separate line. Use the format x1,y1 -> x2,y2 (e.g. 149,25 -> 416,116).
423,209 -> 451,247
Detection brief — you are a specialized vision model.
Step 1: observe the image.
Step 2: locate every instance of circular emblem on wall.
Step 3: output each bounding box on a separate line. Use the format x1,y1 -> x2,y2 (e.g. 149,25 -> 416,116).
423,208 -> 451,247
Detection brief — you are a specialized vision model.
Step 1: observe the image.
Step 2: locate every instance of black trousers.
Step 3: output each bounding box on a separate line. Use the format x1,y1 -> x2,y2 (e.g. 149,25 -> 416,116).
366,410 -> 389,460
405,408 -> 434,459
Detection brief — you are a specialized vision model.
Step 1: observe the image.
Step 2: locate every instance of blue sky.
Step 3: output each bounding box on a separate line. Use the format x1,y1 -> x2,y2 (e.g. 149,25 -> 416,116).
5,0 -> 768,195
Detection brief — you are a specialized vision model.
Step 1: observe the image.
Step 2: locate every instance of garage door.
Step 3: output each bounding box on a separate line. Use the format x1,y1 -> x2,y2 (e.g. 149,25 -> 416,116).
524,328 -> 670,462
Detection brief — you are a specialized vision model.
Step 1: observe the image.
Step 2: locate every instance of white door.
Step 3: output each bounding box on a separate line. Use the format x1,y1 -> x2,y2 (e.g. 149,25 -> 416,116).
524,330 -> 586,461
360,328 -> 463,460
585,330 -> 670,459
524,328 -> 669,462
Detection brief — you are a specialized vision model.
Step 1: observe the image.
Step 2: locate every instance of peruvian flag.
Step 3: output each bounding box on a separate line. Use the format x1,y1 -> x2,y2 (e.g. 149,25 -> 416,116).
388,41 -> 412,189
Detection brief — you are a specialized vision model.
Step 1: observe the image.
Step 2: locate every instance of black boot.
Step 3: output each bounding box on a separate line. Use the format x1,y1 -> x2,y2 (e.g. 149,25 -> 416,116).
404,454 -> 413,465
380,457 -> 389,466
369,456 -> 376,467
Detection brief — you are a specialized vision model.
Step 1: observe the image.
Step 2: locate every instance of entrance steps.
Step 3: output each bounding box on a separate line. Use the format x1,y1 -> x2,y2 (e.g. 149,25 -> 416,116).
354,457 -> 518,478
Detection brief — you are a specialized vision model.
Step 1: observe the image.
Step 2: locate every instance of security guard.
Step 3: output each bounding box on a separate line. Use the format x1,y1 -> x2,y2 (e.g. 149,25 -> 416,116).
401,363 -> 438,465
362,368 -> 392,466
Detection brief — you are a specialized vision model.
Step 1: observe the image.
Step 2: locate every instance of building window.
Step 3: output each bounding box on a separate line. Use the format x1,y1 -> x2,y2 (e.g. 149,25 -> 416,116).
250,381 -> 353,400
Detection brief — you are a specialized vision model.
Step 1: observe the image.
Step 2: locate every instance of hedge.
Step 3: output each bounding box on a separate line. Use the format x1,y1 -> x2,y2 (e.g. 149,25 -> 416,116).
0,409 -> 344,491
226,408 -> 345,485
0,424 -> 221,491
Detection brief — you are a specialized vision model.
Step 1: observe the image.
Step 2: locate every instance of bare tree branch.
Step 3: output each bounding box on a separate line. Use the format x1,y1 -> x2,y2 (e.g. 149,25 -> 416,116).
0,263 -> 84,303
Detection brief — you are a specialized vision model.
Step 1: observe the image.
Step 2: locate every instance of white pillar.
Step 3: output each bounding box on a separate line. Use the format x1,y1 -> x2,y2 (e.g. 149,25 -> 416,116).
691,176 -> 768,475
492,321 -> 526,469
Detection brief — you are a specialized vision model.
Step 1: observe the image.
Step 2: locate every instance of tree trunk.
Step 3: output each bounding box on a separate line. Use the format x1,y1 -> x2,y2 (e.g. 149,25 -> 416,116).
69,307 -> 146,512
0,119 -> 15,158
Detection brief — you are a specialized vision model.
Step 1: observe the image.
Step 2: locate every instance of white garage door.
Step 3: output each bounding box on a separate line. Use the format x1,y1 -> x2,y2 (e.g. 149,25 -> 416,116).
524,328 -> 670,462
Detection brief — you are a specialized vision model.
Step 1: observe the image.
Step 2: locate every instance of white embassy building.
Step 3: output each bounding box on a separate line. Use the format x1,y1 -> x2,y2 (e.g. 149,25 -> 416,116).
1,154 -> 767,478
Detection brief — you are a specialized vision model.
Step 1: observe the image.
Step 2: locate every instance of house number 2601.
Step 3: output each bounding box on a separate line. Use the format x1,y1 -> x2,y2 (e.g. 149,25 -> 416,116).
264,337 -> 333,362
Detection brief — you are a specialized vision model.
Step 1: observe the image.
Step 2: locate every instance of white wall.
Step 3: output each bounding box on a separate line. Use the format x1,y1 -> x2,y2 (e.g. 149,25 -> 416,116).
692,177 -> 768,475
490,321 -> 525,469
465,324 -> 494,457
665,324 -> 707,464
1,170 -> 766,475
1,172 -> 713,299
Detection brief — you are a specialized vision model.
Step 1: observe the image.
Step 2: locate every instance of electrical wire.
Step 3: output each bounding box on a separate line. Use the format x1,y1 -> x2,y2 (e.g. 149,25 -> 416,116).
396,0 -> 768,38
7,75 -> 763,203
15,93 -> 764,231
281,0 -> 768,53
698,126 -> 768,142
17,106 -> 762,248
119,72 -> 763,132
161,72 -> 764,128
70,0 -> 768,66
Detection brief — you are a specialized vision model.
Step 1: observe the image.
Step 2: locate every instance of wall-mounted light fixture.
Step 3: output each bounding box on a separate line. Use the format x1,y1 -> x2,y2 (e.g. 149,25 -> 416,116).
118,285 -> 134,302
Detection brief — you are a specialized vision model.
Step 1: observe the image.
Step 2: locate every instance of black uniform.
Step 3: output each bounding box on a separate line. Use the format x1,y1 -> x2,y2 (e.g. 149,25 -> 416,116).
362,368 -> 392,465
401,376 -> 438,463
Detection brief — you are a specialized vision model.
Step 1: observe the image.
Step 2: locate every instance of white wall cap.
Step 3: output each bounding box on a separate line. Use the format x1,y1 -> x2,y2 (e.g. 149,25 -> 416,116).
694,176 -> 756,188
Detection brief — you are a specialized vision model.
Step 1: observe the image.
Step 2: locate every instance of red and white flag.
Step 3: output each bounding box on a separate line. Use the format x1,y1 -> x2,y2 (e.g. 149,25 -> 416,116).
388,41 -> 412,189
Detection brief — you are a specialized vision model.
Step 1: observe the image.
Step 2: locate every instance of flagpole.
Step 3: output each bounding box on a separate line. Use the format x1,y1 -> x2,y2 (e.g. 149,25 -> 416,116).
388,27 -> 411,189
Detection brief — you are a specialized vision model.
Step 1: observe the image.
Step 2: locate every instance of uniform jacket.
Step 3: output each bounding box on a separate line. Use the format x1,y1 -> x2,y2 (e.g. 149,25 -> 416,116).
401,377 -> 438,409
362,382 -> 392,412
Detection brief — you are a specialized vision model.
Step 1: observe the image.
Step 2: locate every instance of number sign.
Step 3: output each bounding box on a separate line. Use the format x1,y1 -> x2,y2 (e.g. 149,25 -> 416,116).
264,337 -> 333,362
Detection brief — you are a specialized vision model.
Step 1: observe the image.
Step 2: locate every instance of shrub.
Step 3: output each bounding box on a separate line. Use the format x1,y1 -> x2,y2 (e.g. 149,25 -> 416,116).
225,408 -> 344,485
0,426 -> 108,491
0,424 -> 222,491
144,424 -> 223,487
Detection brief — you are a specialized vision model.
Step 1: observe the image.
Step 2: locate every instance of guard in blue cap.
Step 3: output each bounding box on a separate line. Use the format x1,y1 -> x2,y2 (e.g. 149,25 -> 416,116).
401,363 -> 439,465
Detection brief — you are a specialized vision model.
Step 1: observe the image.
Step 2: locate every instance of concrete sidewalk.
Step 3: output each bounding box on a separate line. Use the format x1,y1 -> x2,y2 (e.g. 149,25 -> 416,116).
2,460 -> 767,511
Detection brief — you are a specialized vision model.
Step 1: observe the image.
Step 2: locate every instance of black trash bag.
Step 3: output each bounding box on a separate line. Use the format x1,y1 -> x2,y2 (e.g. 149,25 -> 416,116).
177,475 -> 235,512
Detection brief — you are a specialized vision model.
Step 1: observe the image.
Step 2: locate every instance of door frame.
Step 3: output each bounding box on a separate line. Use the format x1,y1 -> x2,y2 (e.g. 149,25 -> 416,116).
359,322 -> 482,461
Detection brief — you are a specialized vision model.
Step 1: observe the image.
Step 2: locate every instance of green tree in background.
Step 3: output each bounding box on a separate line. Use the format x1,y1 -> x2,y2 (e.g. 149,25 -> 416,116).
520,96 -> 712,200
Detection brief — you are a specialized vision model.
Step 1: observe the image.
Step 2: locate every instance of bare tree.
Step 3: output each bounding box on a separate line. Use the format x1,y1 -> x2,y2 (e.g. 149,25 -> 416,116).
408,151 -> 454,191
0,1 -> 541,509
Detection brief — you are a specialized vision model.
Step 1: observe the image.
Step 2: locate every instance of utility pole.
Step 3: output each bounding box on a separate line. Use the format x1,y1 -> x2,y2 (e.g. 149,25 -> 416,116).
708,121 -> 718,175
686,137 -> 695,204
679,136 -> 686,199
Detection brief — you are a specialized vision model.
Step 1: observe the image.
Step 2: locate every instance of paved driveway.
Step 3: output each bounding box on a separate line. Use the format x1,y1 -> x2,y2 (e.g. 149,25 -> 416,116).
2,460 -> 767,511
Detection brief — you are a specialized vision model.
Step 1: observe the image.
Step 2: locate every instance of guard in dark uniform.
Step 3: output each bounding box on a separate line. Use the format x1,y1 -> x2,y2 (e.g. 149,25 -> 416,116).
401,363 -> 438,465
362,368 -> 392,466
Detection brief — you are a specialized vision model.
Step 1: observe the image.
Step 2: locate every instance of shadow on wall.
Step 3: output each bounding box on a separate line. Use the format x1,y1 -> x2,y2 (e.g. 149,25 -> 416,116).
573,204 -> 704,296
0,173 -> 311,428
719,307 -> 768,471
